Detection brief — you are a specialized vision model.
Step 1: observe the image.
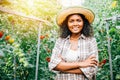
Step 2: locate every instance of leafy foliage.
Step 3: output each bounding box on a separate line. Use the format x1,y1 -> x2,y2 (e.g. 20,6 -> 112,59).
0,0 -> 120,80
84,0 -> 120,79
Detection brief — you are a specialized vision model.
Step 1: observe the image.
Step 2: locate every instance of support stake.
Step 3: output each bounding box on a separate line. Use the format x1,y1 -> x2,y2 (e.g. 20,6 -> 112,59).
35,23 -> 42,80
106,21 -> 113,80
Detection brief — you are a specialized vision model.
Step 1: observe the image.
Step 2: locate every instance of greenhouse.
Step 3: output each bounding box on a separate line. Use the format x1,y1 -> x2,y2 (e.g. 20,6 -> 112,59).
0,0 -> 120,80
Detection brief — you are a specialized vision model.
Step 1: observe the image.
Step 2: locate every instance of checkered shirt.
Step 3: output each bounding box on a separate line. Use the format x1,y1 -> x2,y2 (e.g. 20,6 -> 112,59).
49,34 -> 98,80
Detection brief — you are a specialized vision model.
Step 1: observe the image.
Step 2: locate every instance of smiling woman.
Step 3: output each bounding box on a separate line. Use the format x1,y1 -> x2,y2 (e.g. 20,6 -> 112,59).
67,14 -> 84,34
49,6 -> 98,80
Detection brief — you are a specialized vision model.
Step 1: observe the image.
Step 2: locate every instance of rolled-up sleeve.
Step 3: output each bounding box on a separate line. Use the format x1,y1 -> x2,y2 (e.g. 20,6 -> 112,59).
49,38 -> 63,72
81,67 -> 97,80
80,37 -> 98,80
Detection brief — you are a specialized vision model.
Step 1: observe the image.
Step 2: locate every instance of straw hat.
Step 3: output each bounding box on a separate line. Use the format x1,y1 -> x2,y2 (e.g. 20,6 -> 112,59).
56,7 -> 95,26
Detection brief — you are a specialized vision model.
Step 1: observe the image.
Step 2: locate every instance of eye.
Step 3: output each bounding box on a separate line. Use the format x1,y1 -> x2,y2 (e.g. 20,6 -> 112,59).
68,20 -> 74,23
77,19 -> 82,22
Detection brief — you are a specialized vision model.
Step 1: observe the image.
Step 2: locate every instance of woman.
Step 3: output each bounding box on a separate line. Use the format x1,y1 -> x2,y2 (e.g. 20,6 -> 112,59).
49,7 -> 98,80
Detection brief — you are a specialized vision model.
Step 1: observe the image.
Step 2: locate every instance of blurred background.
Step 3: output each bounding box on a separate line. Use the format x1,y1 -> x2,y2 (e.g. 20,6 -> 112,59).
0,0 -> 120,80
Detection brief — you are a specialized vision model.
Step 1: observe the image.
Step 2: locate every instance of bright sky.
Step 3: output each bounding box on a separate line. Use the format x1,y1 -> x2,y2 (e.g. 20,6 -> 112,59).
59,0 -> 85,8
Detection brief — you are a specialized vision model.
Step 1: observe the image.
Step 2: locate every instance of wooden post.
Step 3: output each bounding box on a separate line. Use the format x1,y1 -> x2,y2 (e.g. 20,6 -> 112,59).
105,21 -> 113,80
0,6 -> 51,25
35,23 -> 42,80
10,21 -> 16,80
14,55 -> 16,80
0,6 -> 52,80
105,15 -> 120,80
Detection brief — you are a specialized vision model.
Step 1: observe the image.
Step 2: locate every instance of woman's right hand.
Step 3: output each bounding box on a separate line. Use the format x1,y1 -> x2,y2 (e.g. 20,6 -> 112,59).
79,54 -> 98,68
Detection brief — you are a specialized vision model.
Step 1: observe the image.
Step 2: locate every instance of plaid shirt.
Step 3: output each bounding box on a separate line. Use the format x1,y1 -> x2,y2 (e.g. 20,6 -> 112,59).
49,34 -> 98,80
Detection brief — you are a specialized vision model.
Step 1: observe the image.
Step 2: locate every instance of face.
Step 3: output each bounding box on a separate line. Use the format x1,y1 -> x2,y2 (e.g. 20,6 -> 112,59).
67,14 -> 84,34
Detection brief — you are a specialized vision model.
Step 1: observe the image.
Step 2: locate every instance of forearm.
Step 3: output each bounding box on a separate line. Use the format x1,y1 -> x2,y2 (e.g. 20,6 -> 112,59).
54,57 -> 97,72
54,61 -> 80,71
62,68 -> 83,74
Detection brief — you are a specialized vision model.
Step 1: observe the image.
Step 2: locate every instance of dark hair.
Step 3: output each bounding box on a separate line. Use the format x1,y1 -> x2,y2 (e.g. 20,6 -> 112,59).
59,14 -> 94,38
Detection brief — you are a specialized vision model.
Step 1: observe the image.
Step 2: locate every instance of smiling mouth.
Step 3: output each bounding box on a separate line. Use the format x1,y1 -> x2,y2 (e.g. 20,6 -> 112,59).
72,27 -> 79,31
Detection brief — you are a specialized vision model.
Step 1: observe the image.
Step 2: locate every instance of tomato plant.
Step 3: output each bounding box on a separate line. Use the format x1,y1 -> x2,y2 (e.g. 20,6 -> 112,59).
0,31 -> 4,38
0,0 -> 120,80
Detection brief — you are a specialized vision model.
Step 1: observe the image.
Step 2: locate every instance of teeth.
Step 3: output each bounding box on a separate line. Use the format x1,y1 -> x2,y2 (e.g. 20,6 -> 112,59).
73,27 -> 78,31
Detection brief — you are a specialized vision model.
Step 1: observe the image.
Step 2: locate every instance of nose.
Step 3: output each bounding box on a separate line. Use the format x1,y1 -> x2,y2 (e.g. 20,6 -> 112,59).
73,21 -> 78,26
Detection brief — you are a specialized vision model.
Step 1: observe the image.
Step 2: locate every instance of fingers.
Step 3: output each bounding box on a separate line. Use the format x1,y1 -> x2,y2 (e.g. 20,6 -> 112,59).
88,57 -> 98,67
87,56 -> 97,63
88,54 -> 96,59
88,61 -> 98,67
89,64 -> 97,67
80,54 -> 98,68
91,60 -> 98,66
91,57 -> 96,61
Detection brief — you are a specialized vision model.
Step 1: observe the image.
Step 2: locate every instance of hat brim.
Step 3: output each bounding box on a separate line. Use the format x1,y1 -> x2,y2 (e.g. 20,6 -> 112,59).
56,7 -> 95,26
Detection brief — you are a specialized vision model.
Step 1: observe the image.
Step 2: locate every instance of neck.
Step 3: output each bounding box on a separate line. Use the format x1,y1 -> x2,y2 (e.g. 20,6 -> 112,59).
70,33 -> 81,40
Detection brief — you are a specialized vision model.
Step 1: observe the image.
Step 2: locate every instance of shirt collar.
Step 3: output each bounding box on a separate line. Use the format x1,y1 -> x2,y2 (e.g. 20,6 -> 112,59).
65,35 -> 70,40
80,34 -> 86,40
65,34 -> 86,40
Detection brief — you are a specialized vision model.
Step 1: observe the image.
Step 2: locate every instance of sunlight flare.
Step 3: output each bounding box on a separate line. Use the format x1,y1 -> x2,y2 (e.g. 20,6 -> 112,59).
58,0 -> 85,8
